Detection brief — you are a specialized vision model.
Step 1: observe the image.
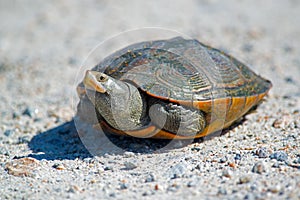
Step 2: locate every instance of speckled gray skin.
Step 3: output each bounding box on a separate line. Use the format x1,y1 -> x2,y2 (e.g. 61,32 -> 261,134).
0,1 -> 299,200
148,101 -> 206,136
84,73 -> 148,131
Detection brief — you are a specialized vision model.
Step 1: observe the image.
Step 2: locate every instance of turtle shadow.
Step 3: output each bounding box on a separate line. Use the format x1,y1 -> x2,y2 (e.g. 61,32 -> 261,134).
28,117 -> 247,160
27,118 -> 187,160
28,120 -> 91,160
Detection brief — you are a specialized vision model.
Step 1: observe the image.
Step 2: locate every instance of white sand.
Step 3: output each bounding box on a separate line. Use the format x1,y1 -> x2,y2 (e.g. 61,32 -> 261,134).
0,1 -> 299,199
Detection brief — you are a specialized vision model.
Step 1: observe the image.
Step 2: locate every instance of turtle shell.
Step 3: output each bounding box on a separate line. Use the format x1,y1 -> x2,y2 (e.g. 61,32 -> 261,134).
79,37 -> 272,139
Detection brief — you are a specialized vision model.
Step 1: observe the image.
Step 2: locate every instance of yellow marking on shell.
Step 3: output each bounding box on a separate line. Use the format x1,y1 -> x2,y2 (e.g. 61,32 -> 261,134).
225,96 -> 246,123
244,95 -> 259,111
257,93 -> 267,102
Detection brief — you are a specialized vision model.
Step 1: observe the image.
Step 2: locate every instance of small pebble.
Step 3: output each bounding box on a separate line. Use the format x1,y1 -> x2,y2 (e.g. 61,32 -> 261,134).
53,163 -> 66,170
5,157 -> 39,177
17,136 -> 31,144
0,147 -> 9,156
234,153 -> 242,160
293,157 -> 300,164
191,147 -> 201,152
123,162 -> 137,170
232,189 -> 238,194
252,161 -> 266,174
272,162 -> 280,168
142,190 -> 154,196
90,179 -> 97,184
166,163 -> 187,179
124,151 -> 135,158
4,130 -> 14,137
250,184 -> 257,191
219,156 -> 228,163
12,112 -> 20,119
217,187 -> 227,195
167,184 -> 180,192
238,175 -> 251,184
97,167 -> 104,173
228,162 -> 236,168
222,169 -> 232,178
145,173 -> 155,182
255,147 -> 269,158
187,180 -> 197,187
284,76 -> 295,83
67,185 -> 81,193
68,57 -> 78,65
268,185 -> 281,193
272,115 -> 292,129
244,193 -> 255,200
83,158 -> 92,163
241,43 -> 253,52
195,164 -> 203,171
54,188 -> 62,193
22,107 -> 38,118
109,193 -> 116,197
104,166 -> 113,171
270,151 -> 288,162
119,183 -> 129,190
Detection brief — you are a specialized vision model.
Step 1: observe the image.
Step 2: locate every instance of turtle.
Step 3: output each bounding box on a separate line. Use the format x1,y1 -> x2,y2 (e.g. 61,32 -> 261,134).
76,37 -> 272,139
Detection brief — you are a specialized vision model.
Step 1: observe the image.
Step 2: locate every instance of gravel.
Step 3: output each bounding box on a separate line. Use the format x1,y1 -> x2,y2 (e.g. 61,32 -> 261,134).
1,1 -> 300,200
22,107 -> 38,118
270,151 -> 289,162
145,173 -> 156,183
4,130 -> 14,137
255,147 -> 269,158
165,163 -> 188,179
252,161 -> 267,174
123,162 -> 138,170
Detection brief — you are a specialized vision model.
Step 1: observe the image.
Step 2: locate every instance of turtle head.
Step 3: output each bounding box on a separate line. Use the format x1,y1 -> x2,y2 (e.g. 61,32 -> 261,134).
82,70 -> 146,131
83,70 -> 129,112
83,70 -> 121,94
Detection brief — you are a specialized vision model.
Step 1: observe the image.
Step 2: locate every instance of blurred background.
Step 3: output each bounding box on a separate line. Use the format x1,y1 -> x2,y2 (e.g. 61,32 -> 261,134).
1,1 -> 299,111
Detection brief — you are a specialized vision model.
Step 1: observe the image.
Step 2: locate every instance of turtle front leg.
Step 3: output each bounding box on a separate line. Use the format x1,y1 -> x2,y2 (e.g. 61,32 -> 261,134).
149,101 -> 206,137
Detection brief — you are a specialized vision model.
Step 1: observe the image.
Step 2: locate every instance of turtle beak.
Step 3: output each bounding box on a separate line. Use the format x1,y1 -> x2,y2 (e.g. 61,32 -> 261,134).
83,70 -> 107,93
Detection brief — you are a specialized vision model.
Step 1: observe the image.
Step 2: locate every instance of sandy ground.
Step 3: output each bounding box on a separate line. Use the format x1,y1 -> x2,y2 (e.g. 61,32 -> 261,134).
0,1 -> 299,199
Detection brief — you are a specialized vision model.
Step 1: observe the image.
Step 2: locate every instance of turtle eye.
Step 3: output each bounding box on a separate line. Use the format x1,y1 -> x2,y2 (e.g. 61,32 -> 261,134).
96,74 -> 108,82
